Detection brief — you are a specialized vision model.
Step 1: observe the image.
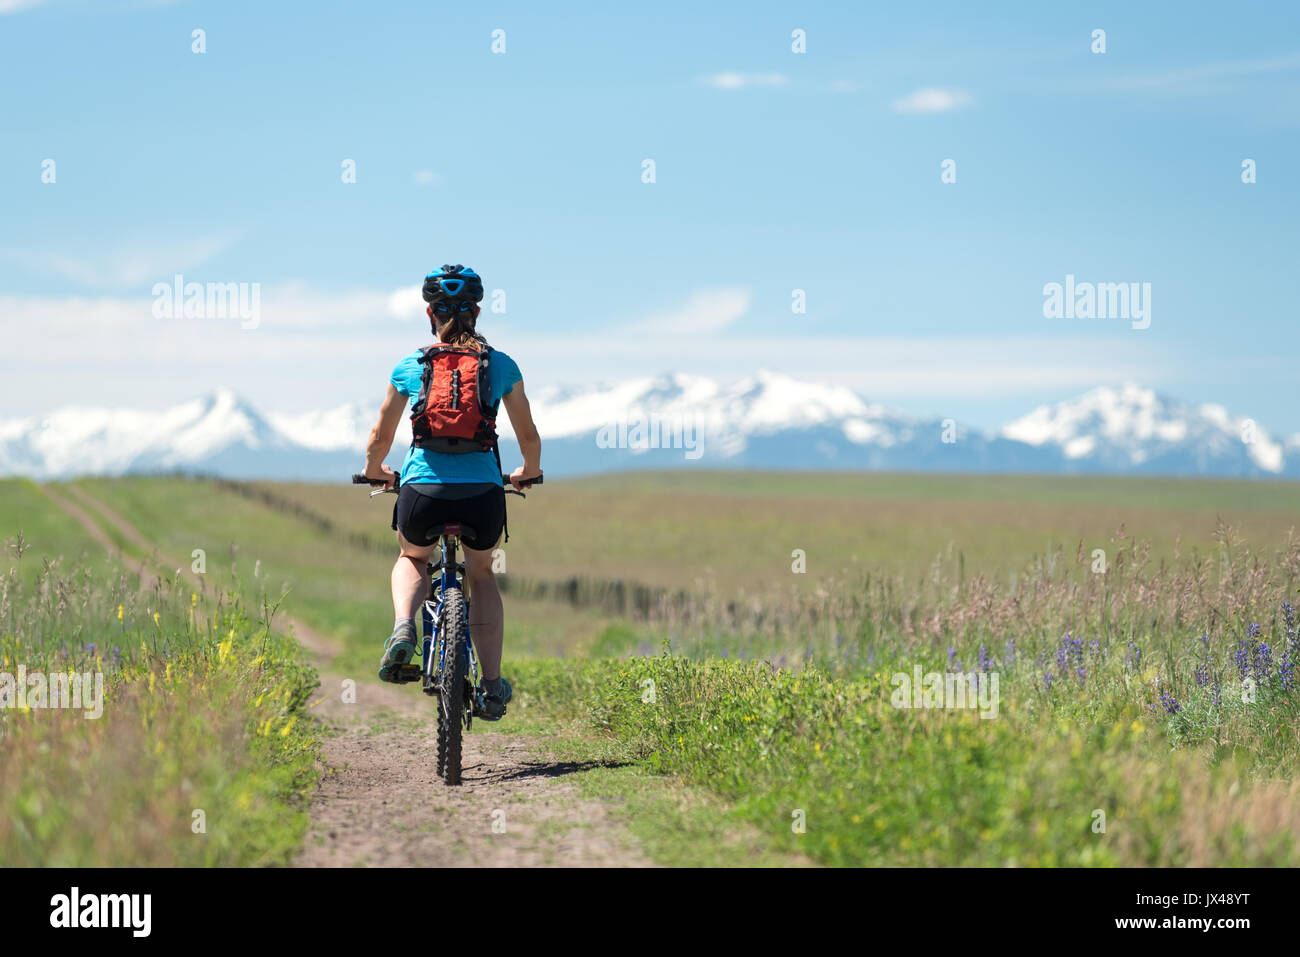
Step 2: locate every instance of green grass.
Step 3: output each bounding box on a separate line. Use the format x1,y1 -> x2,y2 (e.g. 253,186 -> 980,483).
9,471 -> 1300,867
0,484 -> 321,866
498,651 -> 1300,866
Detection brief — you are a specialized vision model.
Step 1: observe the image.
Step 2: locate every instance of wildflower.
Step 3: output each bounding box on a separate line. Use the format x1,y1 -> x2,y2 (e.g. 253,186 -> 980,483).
1194,663 -> 1209,687
116,604 -> 123,621
1003,638 -> 1016,670
978,646 -> 992,673
1042,672 -> 1055,692
1234,640 -> 1251,679
1255,642 -> 1272,681
1159,689 -> 1182,714
84,643 -> 95,655
1125,642 -> 1143,672
1248,622 -> 1262,639
1279,655 -> 1294,692
1068,636 -> 1083,663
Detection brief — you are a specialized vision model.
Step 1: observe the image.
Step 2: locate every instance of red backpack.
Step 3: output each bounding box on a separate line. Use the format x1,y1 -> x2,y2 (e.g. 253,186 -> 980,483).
409,344 -> 499,454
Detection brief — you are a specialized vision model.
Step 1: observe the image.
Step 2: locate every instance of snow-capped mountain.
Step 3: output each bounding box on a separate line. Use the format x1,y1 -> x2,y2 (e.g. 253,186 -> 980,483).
0,375 -> 1296,480
1001,384 -> 1287,477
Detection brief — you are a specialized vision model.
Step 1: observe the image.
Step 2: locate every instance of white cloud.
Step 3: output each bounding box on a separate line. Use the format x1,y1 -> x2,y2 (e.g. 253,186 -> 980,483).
626,288 -> 752,335
700,72 -> 789,91
412,169 -> 442,186
891,87 -> 972,114
1,234 -> 238,289
0,0 -> 50,12
386,284 -> 426,321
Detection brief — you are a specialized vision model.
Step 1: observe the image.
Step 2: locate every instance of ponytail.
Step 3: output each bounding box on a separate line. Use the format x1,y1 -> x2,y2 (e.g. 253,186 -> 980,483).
433,307 -> 489,351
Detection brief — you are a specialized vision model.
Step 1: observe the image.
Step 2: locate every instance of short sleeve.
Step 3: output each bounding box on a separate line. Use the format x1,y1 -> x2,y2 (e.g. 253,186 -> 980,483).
494,351 -> 522,402
391,352 -> 419,397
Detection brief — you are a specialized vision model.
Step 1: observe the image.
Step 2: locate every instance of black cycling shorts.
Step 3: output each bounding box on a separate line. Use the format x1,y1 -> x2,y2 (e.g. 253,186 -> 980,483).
392,483 -> 505,552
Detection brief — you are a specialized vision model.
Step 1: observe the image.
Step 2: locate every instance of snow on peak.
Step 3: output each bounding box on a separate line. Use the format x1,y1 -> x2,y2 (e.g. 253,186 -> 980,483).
1001,382 -> 1284,473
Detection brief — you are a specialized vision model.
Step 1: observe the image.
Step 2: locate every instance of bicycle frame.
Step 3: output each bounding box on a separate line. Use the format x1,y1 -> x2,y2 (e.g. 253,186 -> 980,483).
420,529 -> 481,713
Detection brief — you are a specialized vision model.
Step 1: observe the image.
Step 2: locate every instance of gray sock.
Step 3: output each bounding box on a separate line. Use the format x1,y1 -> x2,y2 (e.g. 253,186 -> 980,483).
392,617 -> 415,637
482,676 -> 503,696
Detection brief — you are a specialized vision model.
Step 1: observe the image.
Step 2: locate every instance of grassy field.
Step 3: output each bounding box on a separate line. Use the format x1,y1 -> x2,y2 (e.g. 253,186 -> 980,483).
0,480 -> 320,866
249,471 -> 1300,590
4,471 -> 1300,866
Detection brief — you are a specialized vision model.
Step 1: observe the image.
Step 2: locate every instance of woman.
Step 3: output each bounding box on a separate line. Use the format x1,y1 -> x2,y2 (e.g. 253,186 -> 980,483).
362,264 -> 542,720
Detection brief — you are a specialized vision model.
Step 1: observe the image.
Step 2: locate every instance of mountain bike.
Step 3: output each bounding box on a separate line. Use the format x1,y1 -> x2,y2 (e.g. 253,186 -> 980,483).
351,471 -> 542,785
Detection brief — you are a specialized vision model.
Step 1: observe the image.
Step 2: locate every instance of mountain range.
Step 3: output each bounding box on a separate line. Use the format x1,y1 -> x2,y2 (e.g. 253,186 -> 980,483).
2,374 -> 1297,481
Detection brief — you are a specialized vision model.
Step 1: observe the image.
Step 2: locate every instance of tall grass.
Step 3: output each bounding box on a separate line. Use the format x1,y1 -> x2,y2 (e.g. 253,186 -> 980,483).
0,547 -> 320,866
507,525 -> 1300,866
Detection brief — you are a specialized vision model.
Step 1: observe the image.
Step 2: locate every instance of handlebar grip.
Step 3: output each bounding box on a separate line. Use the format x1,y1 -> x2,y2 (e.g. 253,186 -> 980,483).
503,472 -> 544,488
352,474 -> 387,486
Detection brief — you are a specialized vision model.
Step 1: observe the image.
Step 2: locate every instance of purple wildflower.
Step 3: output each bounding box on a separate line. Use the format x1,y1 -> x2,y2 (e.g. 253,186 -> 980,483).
1234,640 -> 1251,679
1256,642 -> 1272,681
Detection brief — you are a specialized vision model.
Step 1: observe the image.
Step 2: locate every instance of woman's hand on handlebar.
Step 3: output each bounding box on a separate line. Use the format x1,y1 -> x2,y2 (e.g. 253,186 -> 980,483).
365,464 -> 398,489
507,466 -> 543,491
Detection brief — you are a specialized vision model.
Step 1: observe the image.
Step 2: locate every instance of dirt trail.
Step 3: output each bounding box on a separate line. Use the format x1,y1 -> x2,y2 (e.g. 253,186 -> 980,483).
42,482 -> 653,867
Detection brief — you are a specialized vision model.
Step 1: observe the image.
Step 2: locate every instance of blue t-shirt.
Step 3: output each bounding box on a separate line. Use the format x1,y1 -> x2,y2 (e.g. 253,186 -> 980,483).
392,346 -> 522,484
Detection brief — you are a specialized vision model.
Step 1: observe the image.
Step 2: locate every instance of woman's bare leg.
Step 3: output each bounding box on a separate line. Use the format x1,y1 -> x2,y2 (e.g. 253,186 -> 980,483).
464,545 -> 503,681
393,532 -> 435,620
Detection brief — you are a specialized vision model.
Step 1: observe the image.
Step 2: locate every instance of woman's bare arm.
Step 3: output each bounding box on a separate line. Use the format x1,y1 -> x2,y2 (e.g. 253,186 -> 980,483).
364,384 -> 408,484
502,381 -> 542,485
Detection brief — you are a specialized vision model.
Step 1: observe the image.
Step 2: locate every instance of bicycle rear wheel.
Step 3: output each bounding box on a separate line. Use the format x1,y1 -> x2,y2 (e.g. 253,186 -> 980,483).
436,586 -> 469,785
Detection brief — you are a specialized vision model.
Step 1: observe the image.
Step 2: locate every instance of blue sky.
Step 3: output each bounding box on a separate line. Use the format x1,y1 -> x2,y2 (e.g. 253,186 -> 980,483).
2,0 -> 1298,431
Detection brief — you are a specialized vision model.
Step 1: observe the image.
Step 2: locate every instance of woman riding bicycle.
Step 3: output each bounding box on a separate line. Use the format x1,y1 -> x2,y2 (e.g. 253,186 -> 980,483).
362,264 -> 542,720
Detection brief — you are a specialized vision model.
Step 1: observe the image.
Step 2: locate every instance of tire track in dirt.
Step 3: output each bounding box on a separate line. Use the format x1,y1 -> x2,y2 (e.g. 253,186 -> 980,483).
42,482 -> 654,867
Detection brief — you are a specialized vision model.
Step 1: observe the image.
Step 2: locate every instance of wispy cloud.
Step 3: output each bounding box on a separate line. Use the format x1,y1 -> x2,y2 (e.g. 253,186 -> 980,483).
891,87 -> 972,114
412,169 -> 442,186
700,72 -> 789,91
626,288 -> 752,335
1099,52 -> 1300,94
2,234 -> 239,289
0,0 -> 50,12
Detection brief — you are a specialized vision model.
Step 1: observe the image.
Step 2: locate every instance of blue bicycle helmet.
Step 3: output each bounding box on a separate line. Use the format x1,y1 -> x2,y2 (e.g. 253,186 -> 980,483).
422,264 -> 484,318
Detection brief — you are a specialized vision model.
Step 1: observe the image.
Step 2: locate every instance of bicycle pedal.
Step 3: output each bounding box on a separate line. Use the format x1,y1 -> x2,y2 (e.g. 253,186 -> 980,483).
395,664 -> 423,683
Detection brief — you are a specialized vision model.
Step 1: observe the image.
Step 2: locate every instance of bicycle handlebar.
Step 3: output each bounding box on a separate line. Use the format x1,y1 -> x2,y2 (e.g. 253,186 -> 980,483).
504,472 -> 543,489
351,471 -> 543,489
